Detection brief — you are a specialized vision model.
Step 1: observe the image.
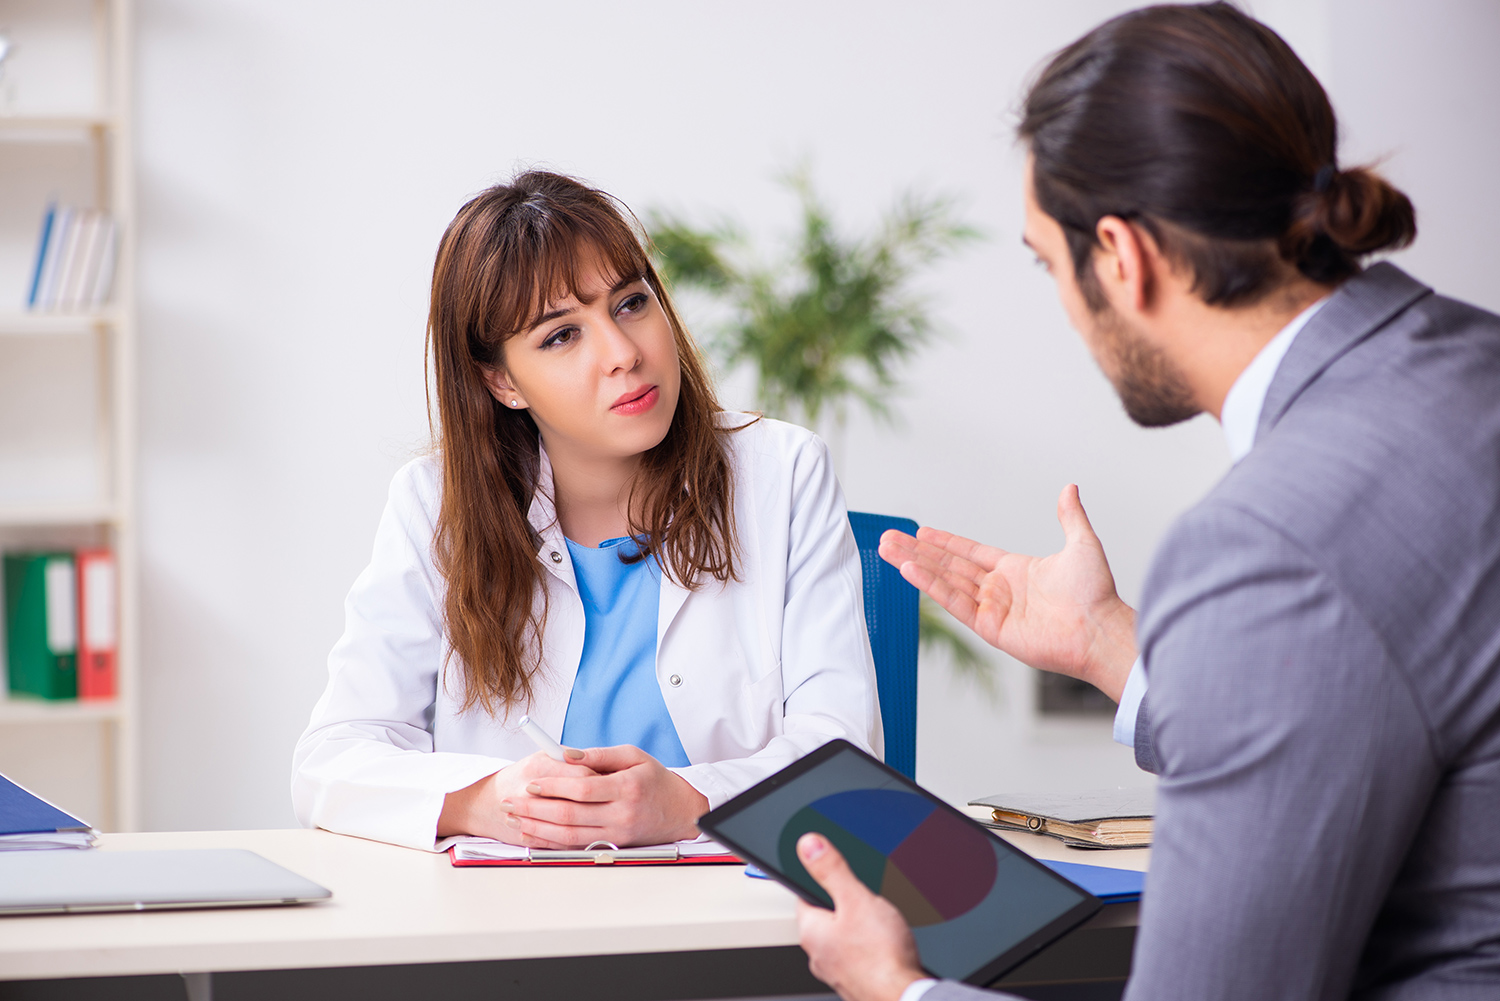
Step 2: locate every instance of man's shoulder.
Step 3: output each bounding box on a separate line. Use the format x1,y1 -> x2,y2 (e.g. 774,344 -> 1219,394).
1146,280 -> 1500,748
1204,275 -> 1500,571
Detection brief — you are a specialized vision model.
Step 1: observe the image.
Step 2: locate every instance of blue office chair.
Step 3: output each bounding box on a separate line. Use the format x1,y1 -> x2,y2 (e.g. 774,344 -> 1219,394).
847,512 -> 920,778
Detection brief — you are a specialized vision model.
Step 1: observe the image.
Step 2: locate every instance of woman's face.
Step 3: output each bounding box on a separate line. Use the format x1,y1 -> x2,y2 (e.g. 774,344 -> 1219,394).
483,256 -> 681,468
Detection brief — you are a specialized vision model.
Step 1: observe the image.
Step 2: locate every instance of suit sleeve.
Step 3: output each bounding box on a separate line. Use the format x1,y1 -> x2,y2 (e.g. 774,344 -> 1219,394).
1133,692 -> 1159,774
1124,504 -> 1437,1001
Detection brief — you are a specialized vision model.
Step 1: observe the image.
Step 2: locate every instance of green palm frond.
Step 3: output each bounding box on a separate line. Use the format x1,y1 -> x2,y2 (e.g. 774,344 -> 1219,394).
649,167 -> 979,428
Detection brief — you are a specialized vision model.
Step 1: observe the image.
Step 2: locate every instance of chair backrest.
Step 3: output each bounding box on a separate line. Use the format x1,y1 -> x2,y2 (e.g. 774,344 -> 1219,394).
847,511 -> 920,778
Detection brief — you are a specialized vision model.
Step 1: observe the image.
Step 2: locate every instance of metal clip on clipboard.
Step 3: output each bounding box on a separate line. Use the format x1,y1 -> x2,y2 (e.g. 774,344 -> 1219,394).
527,841 -> 679,864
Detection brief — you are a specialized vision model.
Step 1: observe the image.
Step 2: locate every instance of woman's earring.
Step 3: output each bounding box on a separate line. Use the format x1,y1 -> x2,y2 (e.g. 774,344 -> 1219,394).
510,400 -> 519,407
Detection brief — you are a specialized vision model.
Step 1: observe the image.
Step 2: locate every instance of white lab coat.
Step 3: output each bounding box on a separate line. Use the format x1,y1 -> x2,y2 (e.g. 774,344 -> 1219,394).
291,415 -> 883,850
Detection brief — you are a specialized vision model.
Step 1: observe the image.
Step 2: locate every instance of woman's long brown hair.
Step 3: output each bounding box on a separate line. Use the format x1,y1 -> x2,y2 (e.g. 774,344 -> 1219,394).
427,171 -> 742,717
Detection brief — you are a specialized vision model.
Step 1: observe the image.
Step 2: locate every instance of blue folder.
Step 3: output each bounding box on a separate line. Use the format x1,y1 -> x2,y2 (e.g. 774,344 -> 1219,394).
746,857 -> 1143,904
1039,859 -> 1144,903
0,773 -> 93,848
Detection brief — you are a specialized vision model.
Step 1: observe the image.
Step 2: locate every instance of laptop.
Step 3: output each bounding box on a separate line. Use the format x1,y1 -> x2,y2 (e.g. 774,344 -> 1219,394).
0,849 -> 332,915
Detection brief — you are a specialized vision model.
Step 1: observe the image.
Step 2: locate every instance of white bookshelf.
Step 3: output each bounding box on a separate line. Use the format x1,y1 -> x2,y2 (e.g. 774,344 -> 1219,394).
0,0 -> 137,832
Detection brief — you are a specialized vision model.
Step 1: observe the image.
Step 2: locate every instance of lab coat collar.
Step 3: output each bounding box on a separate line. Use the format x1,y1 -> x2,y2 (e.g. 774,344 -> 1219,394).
527,443 -> 575,591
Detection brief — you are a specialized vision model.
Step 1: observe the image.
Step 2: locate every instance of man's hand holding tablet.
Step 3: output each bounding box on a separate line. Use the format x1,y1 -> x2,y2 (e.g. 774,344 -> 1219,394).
795,831 -> 928,1001
696,741 -> 1100,990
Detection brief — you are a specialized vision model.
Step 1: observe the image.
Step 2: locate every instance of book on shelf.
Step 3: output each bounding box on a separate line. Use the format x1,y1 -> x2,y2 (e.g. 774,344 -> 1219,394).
3,548 -> 119,702
27,202 -> 57,309
24,202 -> 117,313
0,771 -> 96,851
969,788 -> 1154,849
75,549 -> 117,700
4,552 -> 78,700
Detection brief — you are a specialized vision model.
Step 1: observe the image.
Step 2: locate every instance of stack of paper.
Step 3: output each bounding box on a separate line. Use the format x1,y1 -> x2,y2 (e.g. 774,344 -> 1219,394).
0,773 -> 96,851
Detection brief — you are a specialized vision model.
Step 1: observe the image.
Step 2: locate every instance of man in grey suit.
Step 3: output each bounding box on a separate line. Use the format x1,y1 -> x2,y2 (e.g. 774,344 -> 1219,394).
792,5 -> 1500,1001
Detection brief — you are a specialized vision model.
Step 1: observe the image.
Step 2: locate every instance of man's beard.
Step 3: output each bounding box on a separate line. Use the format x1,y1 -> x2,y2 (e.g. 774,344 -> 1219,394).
1095,304 -> 1199,428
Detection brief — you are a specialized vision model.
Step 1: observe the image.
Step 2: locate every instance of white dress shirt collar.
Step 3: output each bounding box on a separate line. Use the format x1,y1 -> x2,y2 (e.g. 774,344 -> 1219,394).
1219,296 -> 1329,463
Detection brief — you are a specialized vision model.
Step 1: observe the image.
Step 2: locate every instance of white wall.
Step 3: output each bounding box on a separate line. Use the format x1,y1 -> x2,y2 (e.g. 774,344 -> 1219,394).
127,0 -> 1500,829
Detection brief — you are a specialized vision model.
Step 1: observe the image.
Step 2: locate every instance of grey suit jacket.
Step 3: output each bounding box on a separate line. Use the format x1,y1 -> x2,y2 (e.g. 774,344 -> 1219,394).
930,264 -> 1500,1001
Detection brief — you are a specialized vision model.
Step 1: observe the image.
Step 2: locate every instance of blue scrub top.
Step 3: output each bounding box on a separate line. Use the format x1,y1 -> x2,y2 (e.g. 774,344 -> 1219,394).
559,536 -> 691,767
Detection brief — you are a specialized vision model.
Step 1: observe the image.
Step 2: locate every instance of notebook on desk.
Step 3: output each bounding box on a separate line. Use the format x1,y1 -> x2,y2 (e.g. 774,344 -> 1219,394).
970,788 -> 1155,849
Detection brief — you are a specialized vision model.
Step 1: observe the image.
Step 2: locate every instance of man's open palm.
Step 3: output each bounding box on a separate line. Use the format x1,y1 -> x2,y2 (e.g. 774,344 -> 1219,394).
877,485 -> 1137,700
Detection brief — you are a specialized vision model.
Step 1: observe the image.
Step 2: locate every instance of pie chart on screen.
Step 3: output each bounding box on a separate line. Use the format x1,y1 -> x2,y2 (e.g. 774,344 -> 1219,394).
779,789 -> 998,927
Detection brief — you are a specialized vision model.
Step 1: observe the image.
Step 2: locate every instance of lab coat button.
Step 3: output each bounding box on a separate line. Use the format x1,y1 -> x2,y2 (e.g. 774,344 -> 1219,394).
549,551 -> 562,564
669,674 -> 682,687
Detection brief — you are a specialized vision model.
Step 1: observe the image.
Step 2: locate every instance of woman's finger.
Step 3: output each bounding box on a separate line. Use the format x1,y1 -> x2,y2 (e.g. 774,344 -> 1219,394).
501,810 -> 605,848
523,773 -> 622,804
503,793 -> 613,830
521,752 -> 599,778
570,745 -> 652,774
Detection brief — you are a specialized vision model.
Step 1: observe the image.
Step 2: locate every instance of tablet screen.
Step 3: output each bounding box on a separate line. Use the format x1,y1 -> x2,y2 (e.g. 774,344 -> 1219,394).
699,740 -> 1100,984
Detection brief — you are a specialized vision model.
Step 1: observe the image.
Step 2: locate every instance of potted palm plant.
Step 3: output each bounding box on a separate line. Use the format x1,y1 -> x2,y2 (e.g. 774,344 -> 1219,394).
649,170 -> 996,693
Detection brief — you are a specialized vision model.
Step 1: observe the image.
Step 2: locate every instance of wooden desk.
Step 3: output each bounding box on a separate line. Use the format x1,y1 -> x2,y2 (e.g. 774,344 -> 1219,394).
0,826 -> 1148,1001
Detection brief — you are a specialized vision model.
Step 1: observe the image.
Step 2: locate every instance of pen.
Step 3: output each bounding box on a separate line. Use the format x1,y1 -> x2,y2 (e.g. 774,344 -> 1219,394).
518,715 -> 567,761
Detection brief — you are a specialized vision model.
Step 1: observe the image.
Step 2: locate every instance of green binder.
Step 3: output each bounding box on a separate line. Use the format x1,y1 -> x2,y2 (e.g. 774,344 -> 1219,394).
3,552 -> 78,700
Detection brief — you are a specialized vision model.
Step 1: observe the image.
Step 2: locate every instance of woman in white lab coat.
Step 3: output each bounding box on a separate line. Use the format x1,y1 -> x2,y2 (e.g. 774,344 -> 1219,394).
291,171 -> 882,852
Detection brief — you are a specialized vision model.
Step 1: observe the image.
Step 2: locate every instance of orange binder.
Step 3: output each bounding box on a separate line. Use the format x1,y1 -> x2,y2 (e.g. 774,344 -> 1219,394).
75,550 -> 117,701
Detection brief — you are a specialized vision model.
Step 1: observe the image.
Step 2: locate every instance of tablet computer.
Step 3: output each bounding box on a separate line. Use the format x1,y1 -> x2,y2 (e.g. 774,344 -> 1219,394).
697,740 -> 1101,986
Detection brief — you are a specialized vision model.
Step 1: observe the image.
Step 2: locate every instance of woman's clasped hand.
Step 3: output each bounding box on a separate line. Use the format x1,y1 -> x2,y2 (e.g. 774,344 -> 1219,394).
438,746 -> 710,849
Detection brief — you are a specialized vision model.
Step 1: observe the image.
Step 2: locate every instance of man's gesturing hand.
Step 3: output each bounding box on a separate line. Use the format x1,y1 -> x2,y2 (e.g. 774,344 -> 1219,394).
795,833 -> 926,1001
877,484 -> 1136,701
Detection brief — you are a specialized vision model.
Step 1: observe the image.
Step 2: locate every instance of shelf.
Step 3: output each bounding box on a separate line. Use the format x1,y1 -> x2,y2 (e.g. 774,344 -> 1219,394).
0,697 -> 122,724
0,311 -> 117,336
1,0 -> 139,832
0,114 -> 114,137
0,501 -> 117,528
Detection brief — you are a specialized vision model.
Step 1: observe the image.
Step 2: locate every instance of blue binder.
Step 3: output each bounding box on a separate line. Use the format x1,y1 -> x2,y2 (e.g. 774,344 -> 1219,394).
1039,859 -> 1145,903
0,773 -> 94,848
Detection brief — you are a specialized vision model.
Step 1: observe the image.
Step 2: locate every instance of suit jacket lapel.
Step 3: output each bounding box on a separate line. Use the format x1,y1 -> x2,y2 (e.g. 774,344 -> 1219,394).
1256,262 -> 1432,441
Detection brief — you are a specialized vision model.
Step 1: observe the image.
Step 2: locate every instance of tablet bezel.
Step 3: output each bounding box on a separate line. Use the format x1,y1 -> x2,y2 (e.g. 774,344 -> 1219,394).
697,739 -> 1103,987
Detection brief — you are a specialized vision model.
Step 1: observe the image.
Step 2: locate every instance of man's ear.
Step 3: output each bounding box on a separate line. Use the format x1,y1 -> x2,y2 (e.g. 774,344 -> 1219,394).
479,365 -> 528,410
1092,216 -> 1160,315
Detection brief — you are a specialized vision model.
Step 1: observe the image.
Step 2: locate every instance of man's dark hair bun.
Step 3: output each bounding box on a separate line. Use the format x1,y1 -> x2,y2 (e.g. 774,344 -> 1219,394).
1282,166 -> 1417,284
1020,3 -> 1420,306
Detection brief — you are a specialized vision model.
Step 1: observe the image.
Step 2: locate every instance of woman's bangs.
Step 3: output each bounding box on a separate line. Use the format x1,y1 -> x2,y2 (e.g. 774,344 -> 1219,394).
488,208 -> 651,342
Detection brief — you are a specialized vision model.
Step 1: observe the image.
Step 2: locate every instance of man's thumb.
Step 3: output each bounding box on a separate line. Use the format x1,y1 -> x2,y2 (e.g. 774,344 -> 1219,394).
797,833 -> 862,903
1056,484 -> 1098,546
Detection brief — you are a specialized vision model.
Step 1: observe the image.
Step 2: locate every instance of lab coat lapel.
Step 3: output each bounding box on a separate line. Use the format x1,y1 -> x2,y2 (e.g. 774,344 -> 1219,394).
528,443 -> 575,592
526,444 -> 582,734
657,571 -> 691,653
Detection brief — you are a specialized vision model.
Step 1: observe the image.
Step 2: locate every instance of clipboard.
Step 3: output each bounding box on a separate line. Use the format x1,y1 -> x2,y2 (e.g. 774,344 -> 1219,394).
447,838 -> 742,867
